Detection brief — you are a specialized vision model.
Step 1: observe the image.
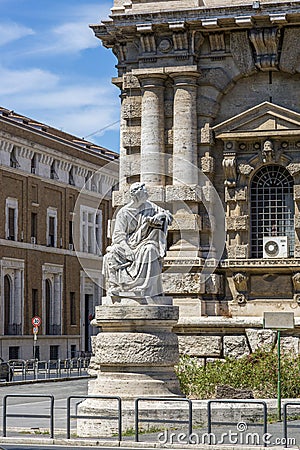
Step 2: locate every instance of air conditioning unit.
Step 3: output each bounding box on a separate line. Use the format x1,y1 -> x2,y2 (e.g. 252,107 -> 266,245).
263,236 -> 288,258
31,236 -> 36,244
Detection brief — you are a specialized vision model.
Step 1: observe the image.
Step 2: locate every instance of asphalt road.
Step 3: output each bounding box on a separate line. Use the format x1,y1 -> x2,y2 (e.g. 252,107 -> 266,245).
0,378 -> 89,435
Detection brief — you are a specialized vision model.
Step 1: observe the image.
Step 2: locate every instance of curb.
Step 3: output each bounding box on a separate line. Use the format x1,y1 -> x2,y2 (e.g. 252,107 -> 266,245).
0,437 -> 289,449
1,375 -> 91,386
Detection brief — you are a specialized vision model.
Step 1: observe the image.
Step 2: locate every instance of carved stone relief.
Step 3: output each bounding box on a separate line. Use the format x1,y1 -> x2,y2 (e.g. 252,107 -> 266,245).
200,123 -> 214,145
233,272 -> 249,304
292,272 -> 300,303
222,154 -> 237,188
173,31 -> 188,51
261,139 -> 275,163
249,27 -> 280,71
201,153 -> 215,174
140,33 -> 156,53
209,33 -> 225,52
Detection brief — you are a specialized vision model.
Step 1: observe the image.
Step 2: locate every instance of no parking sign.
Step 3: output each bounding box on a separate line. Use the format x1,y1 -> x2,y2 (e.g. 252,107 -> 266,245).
32,316 -> 42,327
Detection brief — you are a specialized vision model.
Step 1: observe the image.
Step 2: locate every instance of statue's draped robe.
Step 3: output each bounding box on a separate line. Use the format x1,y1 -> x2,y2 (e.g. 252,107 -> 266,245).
104,200 -> 170,297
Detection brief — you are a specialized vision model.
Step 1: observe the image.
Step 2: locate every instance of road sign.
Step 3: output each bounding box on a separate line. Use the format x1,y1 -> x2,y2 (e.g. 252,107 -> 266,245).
33,326 -> 39,334
32,316 -> 42,327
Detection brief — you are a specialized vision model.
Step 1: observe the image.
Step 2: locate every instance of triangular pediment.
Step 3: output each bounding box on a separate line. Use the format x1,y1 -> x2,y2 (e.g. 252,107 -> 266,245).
213,102 -> 300,139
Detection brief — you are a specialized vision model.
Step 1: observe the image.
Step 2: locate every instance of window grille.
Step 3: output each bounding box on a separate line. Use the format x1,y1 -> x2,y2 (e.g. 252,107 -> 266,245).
250,165 -> 294,258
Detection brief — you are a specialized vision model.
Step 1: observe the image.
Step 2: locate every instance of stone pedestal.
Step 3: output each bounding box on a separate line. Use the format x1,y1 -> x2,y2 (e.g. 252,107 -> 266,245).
77,300 -> 182,437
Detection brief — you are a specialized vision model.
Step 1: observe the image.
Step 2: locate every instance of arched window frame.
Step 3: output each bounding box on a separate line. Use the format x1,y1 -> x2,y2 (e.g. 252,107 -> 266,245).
250,164 -> 294,258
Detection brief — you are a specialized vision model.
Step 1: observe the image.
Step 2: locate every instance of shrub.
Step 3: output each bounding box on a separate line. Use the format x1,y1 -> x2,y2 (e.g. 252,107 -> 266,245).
175,349 -> 300,399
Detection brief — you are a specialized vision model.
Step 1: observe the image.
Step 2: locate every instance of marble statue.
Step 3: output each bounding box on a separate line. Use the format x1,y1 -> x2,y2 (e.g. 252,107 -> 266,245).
103,182 -> 172,298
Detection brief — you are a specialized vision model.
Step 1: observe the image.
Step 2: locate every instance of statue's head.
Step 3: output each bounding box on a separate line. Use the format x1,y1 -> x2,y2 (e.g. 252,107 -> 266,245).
130,182 -> 148,202
263,140 -> 273,151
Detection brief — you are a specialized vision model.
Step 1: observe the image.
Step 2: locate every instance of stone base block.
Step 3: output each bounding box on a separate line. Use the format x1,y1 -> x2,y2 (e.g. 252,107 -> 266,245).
79,302 -> 182,437
77,397 -> 190,438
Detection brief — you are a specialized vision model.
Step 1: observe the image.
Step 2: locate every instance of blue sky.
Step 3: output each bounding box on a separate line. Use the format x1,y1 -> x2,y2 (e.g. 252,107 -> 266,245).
0,0 -> 120,152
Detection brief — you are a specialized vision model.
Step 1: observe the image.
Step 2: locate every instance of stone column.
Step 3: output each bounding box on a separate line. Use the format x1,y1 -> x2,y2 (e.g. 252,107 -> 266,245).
140,75 -> 166,186
166,71 -> 201,257
172,73 -> 198,185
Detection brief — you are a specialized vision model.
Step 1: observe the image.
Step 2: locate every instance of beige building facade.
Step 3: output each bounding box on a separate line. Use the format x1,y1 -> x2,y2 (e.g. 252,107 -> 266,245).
94,0 -> 300,359
0,107 -> 118,361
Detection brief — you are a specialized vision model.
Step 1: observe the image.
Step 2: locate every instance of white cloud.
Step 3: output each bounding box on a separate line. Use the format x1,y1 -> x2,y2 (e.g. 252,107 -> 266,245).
0,64 -> 120,144
51,21 -> 99,53
0,66 -> 58,95
0,22 -> 34,46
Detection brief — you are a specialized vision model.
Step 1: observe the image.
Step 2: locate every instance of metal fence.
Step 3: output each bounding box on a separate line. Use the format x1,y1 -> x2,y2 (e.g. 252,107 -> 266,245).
134,397 -> 192,443
67,395 -> 122,440
1,395 -> 300,446
283,401 -> 300,448
3,394 -> 55,438
207,399 -> 268,447
6,357 -> 90,382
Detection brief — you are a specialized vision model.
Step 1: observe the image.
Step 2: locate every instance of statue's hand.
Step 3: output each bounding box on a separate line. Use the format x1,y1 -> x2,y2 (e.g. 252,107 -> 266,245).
125,248 -> 135,261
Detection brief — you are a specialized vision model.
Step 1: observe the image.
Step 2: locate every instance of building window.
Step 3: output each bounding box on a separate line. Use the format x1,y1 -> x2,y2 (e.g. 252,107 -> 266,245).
80,207 -> 102,255
6,198 -> 18,241
4,275 -> 12,335
31,153 -> 37,174
69,167 -> 75,186
70,344 -> 77,359
70,292 -> 76,325
69,221 -> 73,250
32,289 -> 38,317
10,147 -> 19,168
2,260 -> 24,336
46,208 -> 57,247
50,345 -> 59,360
45,279 -> 61,335
31,213 -> 37,243
42,264 -> 62,336
9,346 -> 20,360
251,165 -> 294,258
50,161 -> 58,180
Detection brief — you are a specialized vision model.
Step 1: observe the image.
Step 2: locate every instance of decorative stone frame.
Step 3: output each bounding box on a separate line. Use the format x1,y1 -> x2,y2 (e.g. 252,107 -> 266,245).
0,258 -> 24,336
42,264 -> 63,336
213,102 -> 300,262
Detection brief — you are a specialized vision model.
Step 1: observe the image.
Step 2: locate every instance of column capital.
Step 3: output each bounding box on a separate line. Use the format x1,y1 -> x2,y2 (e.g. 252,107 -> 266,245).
170,71 -> 199,86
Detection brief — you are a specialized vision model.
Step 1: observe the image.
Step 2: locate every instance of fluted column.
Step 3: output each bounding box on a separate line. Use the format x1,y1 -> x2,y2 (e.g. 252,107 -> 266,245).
140,75 -> 166,186
172,73 -> 198,185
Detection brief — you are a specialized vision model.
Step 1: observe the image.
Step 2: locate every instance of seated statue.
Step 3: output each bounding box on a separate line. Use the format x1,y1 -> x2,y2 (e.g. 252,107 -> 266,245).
103,182 -> 172,299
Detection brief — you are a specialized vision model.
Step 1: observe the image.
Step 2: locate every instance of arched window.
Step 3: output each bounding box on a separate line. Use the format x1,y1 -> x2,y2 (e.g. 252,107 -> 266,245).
251,165 -> 294,258
4,275 -> 12,335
